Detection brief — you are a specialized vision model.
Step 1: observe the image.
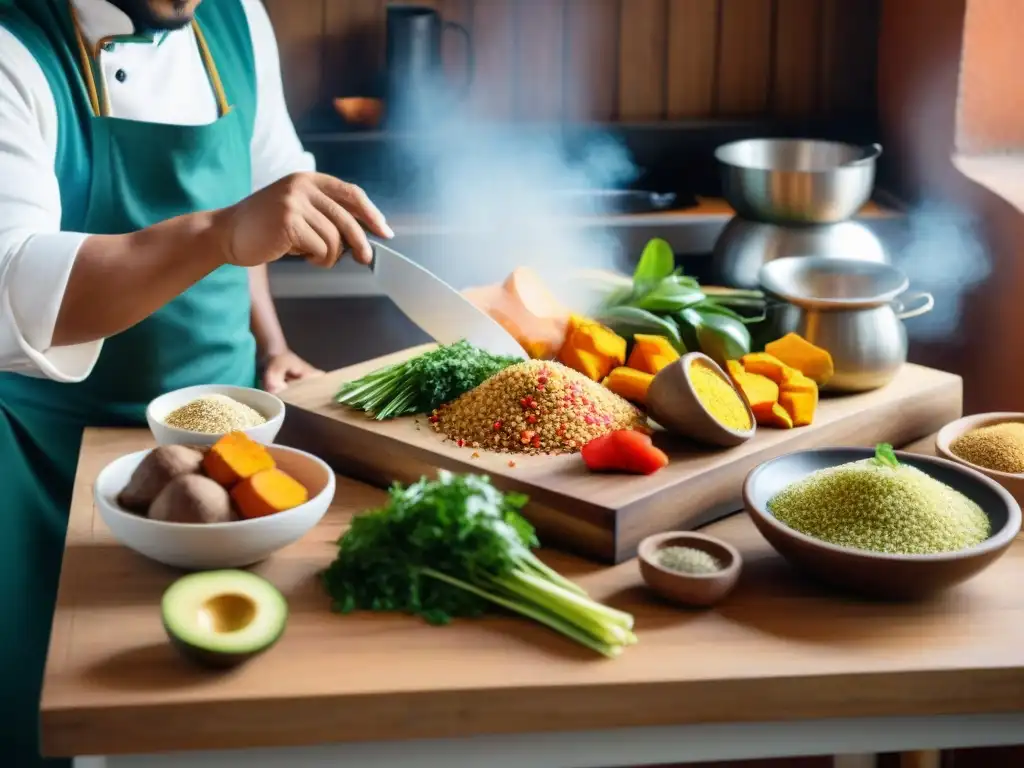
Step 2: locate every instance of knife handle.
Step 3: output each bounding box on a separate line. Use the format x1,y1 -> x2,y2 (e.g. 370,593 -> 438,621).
284,242 -> 376,267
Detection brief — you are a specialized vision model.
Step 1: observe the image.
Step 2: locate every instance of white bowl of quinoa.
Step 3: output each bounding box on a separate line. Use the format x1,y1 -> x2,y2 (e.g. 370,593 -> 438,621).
147,385 -> 285,447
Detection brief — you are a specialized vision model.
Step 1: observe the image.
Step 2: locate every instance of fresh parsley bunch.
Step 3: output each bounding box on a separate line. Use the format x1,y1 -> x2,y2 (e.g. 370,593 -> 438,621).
322,471 -> 637,657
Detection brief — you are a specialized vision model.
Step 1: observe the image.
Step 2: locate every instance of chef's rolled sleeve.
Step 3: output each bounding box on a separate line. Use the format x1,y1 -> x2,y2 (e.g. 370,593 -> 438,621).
0,26 -> 103,382
244,0 -> 317,190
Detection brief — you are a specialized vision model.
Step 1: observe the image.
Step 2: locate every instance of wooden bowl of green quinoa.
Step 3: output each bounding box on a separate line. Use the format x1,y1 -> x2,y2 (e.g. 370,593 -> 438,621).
743,446 -> 1021,600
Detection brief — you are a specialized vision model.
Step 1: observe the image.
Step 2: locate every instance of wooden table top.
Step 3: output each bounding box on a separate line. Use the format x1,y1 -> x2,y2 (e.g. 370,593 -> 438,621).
41,428 -> 1024,758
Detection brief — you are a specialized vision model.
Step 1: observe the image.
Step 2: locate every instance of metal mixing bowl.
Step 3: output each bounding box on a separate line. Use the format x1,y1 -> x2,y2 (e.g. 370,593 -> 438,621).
715,139 -> 882,225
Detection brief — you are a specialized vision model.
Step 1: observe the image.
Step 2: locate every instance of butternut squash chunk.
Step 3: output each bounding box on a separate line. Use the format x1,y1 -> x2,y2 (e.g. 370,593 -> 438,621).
725,359 -> 747,382
646,353 -> 677,374
230,467 -> 309,519
202,432 -> 276,489
780,367 -> 818,394
728,370 -> 779,411
464,282 -> 569,360
571,321 -> 627,365
764,333 -> 834,385
779,390 -> 817,428
739,352 -> 791,384
626,334 -> 680,374
758,401 -> 795,429
603,366 -> 655,406
557,342 -> 611,381
557,316 -> 627,380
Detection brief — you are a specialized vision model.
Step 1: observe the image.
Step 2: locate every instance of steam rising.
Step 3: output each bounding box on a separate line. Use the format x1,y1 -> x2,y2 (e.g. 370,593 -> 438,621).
386,80 -> 639,289
891,201 -> 990,341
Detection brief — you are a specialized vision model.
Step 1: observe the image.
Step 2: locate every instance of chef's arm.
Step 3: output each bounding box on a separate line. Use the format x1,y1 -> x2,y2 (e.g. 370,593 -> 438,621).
51,214 -> 225,349
248,264 -> 288,360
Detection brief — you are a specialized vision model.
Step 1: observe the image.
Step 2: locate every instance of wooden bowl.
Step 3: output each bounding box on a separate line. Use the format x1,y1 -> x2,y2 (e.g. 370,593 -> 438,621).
743,448 -> 1022,600
646,352 -> 756,448
333,97 -> 384,128
936,412 -> 1024,509
638,531 -> 742,607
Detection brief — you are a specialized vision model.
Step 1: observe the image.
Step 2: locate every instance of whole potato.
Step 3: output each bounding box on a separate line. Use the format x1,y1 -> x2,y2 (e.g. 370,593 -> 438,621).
148,474 -> 235,524
118,445 -> 204,513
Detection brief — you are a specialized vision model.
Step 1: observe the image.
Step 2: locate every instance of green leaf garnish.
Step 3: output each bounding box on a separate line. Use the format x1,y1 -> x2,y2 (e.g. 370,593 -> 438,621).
873,443 -> 899,468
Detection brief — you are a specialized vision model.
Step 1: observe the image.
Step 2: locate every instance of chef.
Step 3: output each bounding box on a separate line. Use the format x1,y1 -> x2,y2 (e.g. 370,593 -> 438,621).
0,0 -> 393,763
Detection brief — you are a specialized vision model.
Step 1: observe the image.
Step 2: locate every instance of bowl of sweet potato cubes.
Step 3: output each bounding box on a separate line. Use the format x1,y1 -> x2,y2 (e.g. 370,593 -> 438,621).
94,432 -> 335,569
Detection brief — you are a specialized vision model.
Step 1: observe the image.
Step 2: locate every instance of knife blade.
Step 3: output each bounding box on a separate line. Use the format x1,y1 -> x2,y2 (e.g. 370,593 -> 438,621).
368,242 -> 527,358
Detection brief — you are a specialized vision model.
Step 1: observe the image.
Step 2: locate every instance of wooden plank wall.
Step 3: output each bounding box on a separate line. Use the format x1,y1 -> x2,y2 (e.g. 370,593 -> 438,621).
264,0 -> 880,129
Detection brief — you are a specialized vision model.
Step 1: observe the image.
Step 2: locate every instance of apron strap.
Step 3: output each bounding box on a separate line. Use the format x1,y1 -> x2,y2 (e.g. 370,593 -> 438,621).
68,2 -> 231,118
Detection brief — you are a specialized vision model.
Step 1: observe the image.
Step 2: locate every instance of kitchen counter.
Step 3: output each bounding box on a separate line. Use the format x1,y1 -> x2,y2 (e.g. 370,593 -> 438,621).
44,429 -> 1024,767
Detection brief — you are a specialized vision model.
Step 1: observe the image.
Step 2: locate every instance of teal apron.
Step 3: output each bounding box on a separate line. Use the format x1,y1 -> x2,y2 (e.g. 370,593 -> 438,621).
0,1 -> 258,763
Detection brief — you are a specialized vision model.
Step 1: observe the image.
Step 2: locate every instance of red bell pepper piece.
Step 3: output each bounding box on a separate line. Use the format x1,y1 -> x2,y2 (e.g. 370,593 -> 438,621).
581,429 -> 669,475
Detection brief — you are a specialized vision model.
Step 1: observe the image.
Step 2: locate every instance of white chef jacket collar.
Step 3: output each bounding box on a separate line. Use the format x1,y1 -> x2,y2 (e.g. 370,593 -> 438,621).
71,0 -> 172,49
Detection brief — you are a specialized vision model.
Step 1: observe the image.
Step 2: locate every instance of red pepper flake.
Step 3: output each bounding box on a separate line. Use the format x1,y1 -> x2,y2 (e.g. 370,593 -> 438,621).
521,429 -> 535,440
428,414 -> 440,423
456,438 -> 465,447
532,436 -> 542,449
527,414 -> 537,424
493,420 -> 503,431
508,460 -> 517,468
537,375 -> 548,385
581,397 -> 590,406
529,400 -> 539,409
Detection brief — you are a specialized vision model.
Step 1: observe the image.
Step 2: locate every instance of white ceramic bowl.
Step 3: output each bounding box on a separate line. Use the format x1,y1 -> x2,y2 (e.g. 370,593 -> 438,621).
147,384 -> 285,447
94,444 -> 335,570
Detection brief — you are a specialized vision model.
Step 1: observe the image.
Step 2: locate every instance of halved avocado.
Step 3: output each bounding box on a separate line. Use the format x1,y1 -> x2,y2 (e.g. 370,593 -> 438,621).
161,570 -> 288,669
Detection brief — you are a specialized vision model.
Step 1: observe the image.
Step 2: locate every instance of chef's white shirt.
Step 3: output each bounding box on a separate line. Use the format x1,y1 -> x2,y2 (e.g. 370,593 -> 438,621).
0,0 -> 315,382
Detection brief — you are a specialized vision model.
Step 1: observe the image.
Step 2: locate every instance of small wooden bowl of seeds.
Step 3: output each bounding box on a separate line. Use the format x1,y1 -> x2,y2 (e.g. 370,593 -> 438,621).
638,531 -> 743,608
937,412 -> 1024,509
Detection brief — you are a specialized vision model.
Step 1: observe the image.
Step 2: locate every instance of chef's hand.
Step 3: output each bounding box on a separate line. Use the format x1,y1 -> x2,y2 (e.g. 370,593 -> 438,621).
216,172 -> 393,269
262,349 -> 324,394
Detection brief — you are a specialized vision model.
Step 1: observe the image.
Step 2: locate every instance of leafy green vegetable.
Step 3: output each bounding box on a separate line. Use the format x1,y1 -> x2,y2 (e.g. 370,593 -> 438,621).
322,472 -> 637,657
633,279 -> 705,313
597,305 -> 686,351
598,237 -> 768,362
631,237 -> 675,297
873,443 -> 900,469
681,308 -> 752,365
335,340 -> 521,420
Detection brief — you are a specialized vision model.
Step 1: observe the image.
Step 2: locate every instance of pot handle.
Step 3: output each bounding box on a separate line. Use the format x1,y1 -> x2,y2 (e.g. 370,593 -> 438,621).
893,291 -> 934,320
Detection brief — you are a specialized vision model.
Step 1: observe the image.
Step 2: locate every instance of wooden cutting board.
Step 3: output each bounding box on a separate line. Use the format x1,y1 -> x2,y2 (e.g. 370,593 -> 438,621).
280,346 -> 963,563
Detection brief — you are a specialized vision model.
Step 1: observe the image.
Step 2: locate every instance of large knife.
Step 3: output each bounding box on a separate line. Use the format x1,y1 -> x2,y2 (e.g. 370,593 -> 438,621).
367,241 -> 527,358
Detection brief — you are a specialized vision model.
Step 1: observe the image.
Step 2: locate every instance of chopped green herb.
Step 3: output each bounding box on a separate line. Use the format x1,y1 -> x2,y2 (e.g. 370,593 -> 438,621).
321,471 -> 637,657
873,443 -> 899,469
334,340 -> 522,420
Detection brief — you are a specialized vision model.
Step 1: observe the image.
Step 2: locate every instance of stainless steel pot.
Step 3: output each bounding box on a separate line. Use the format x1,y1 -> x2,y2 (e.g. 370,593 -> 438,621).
715,139 -> 882,225
759,257 -> 934,392
709,216 -> 888,290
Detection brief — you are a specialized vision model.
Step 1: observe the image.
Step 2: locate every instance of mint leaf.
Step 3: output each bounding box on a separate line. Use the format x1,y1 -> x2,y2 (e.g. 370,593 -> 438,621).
873,443 -> 899,468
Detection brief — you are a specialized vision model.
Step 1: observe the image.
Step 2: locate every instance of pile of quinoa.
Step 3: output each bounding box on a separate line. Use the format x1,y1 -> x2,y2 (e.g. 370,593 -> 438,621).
163,394 -> 266,434
949,422 -> 1024,474
767,459 -> 990,555
430,359 -> 646,455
